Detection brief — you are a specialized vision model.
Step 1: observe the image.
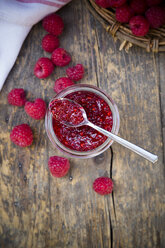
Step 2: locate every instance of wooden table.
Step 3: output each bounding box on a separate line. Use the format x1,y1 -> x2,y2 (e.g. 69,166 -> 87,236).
0,0 -> 165,247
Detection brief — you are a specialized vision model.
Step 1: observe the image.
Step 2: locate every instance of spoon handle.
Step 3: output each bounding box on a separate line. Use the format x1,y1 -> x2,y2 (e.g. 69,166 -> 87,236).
87,122 -> 158,163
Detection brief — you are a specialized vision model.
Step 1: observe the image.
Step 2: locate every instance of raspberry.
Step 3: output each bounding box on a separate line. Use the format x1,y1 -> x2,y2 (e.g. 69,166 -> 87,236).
42,13 -> 64,36
145,6 -> 165,28
10,124 -> 33,147
42,34 -> 59,53
24,98 -> 46,120
66,64 -> 84,81
34,57 -> 54,78
109,0 -> 127,8
54,77 -> 74,93
51,48 -> 71,67
129,16 -> 150,36
7,88 -> 26,106
93,177 -> 113,195
95,0 -> 111,8
48,156 -> 70,177
116,4 -> 134,23
130,0 -> 148,14
146,0 -> 162,7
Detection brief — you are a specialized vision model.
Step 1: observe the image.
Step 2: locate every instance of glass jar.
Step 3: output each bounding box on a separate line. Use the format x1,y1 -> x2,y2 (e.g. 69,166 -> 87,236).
45,84 -> 120,158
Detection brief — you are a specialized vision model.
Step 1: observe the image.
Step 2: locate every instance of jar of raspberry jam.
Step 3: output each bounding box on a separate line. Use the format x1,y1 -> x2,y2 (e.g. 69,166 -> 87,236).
45,84 -> 120,158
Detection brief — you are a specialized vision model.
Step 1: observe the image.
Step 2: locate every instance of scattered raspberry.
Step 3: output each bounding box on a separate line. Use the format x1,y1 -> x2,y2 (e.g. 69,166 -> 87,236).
66,64 -> 84,81
116,4 -> 134,23
93,177 -> 113,195
51,48 -> 71,67
48,156 -> 70,177
34,57 -> 54,78
129,16 -> 150,36
130,0 -> 148,14
146,0 -> 162,6
24,98 -> 46,120
109,0 -> 127,7
42,13 -> 64,36
54,77 -> 74,93
7,88 -> 26,106
145,6 -> 165,28
95,0 -> 111,8
42,34 -> 59,53
10,124 -> 33,147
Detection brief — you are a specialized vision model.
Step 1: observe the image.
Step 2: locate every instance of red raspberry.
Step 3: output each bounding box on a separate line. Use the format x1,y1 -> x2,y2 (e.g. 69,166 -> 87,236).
145,6 -> 165,28
51,48 -> 71,67
116,4 -> 134,23
130,0 -> 148,14
93,177 -> 113,195
66,64 -> 84,81
42,34 -> 59,53
24,98 -> 46,120
34,57 -> 54,78
146,0 -> 162,6
129,16 -> 150,36
54,77 -> 74,93
109,0 -> 127,7
95,0 -> 111,8
10,124 -> 33,147
48,156 -> 70,177
7,88 -> 26,106
42,13 -> 64,36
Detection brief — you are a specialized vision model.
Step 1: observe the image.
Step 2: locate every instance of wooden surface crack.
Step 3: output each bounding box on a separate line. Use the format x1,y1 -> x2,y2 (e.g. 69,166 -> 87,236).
155,52 -> 165,164
110,147 -> 117,221
108,209 -> 113,248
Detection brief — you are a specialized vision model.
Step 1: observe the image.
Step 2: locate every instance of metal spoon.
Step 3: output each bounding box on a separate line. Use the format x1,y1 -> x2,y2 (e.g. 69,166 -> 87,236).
50,98 -> 158,163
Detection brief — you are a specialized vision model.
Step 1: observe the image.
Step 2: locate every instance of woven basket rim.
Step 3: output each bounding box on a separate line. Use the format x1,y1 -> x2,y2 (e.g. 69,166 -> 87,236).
86,0 -> 165,52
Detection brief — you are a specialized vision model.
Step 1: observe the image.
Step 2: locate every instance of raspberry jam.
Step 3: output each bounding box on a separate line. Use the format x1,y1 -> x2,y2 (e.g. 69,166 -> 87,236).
52,91 -> 113,152
50,98 -> 84,126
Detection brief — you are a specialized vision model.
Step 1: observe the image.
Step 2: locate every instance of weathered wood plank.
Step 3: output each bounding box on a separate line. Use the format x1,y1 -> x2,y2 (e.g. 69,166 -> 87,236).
158,53 -> 165,163
94,23 -> 165,248
0,0 -> 164,247
85,5 -> 165,247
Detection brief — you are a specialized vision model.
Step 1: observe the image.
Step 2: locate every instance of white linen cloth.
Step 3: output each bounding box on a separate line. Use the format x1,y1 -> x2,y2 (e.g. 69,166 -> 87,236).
0,0 -> 71,91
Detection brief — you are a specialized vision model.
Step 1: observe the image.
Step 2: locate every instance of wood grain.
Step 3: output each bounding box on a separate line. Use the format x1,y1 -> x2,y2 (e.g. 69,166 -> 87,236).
0,0 -> 165,247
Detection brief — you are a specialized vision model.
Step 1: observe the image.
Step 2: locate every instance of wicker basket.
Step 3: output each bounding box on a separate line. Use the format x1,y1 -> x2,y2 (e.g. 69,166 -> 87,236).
86,0 -> 165,52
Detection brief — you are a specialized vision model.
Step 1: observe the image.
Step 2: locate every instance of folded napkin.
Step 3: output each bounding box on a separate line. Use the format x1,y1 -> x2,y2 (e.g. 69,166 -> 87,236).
0,0 -> 71,91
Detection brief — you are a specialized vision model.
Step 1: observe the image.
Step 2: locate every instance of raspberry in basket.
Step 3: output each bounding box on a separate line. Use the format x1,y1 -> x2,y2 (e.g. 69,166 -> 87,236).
51,48 -> 71,67
10,124 -> 33,147
42,13 -> 64,36
48,156 -> 70,177
116,4 -> 134,23
54,77 -> 74,93
130,0 -> 148,15
93,177 -> 113,195
145,6 -> 165,28
109,0 -> 127,8
8,88 -> 26,106
42,34 -> 59,53
146,0 -> 163,7
34,57 -> 54,78
95,0 -> 112,8
129,16 -> 150,36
